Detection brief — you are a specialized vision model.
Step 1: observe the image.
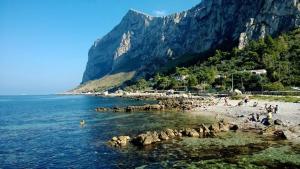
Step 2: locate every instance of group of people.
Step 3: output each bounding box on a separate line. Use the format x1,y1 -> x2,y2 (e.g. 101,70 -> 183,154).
250,104 -> 279,126
219,95 -> 280,126
265,104 -> 279,114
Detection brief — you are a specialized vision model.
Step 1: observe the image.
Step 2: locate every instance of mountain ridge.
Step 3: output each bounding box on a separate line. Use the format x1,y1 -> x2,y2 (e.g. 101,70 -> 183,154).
79,0 -> 300,92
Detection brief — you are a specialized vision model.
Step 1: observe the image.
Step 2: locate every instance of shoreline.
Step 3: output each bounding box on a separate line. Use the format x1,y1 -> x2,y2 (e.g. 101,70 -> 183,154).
89,92 -> 300,144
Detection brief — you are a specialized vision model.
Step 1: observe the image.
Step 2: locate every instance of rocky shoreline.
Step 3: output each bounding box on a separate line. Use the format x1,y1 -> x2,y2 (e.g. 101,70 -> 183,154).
96,97 -> 215,112
108,120 -> 237,147
107,119 -> 299,148
94,96 -> 300,147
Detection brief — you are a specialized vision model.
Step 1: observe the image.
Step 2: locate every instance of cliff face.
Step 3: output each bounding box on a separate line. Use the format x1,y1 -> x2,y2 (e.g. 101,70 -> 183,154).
82,0 -> 300,84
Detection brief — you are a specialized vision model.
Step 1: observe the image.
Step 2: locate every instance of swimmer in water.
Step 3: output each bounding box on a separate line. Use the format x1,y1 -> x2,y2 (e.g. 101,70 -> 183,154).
80,120 -> 85,126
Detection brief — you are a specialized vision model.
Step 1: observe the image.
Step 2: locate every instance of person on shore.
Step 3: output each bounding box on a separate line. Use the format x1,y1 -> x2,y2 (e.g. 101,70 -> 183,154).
224,97 -> 229,106
274,105 -> 279,114
244,96 -> 249,105
264,104 -> 268,110
256,113 -> 260,122
249,113 -> 256,122
267,105 -> 273,114
261,112 -> 272,126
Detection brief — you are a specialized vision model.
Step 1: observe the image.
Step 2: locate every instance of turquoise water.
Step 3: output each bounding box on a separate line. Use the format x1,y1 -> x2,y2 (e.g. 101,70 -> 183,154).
0,95 -> 299,168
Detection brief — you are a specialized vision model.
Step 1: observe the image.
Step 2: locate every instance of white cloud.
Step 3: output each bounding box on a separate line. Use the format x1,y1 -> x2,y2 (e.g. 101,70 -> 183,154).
153,10 -> 167,17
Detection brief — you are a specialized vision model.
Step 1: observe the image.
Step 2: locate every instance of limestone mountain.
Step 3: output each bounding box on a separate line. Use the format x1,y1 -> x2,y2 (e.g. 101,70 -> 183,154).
78,0 -> 300,92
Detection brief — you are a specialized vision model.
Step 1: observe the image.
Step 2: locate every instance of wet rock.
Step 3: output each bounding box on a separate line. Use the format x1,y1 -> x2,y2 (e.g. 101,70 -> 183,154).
274,119 -> 283,125
218,121 -> 230,132
147,104 -> 164,111
199,124 -> 210,137
125,104 -> 165,112
159,131 -> 169,140
143,135 -> 155,145
95,107 -> 109,112
173,129 -> 182,137
165,129 -> 175,138
209,123 -> 220,133
132,132 -> 161,146
113,107 -> 125,112
108,136 -> 130,147
112,137 -> 118,141
182,128 -> 200,137
132,133 -> 147,146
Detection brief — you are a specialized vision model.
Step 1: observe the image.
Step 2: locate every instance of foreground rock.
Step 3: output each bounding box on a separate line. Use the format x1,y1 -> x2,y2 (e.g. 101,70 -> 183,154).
108,121 -> 234,147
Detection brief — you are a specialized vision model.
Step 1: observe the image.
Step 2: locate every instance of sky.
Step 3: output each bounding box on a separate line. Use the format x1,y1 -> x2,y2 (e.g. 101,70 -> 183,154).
0,0 -> 201,95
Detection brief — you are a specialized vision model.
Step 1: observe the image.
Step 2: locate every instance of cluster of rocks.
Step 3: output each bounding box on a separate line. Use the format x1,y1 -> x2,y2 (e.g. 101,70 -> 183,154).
95,104 -> 165,112
157,98 -> 207,111
108,121 -> 239,147
96,98 -> 215,113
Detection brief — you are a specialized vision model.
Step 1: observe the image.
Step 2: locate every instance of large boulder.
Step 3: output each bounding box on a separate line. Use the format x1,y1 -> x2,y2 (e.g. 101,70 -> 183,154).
132,132 -> 161,146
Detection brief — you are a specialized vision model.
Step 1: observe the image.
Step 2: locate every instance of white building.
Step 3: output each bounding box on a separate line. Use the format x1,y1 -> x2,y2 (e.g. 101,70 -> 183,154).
248,69 -> 267,75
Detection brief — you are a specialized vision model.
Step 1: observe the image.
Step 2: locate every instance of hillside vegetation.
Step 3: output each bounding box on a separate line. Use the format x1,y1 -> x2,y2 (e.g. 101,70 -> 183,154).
125,29 -> 300,92
72,71 -> 135,93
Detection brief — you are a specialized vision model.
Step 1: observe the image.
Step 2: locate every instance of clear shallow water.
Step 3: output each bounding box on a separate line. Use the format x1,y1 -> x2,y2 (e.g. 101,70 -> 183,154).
0,95 -> 299,169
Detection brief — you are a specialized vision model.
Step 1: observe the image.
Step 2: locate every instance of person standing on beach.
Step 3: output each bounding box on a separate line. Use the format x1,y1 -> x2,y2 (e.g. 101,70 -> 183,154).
224,97 -> 229,106
244,96 -> 249,106
274,105 -> 279,114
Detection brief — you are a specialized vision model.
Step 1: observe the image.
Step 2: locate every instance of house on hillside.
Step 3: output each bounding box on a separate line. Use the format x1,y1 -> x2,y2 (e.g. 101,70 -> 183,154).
175,75 -> 189,81
248,69 -> 267,75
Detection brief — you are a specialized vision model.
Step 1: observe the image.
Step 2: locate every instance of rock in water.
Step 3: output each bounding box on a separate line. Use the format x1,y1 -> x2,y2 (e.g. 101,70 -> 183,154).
132,132 -> 161,146
159,131 -> 169,141
182,128 -> 200,137
108,136 -> 131,147
81,0 -> 300,88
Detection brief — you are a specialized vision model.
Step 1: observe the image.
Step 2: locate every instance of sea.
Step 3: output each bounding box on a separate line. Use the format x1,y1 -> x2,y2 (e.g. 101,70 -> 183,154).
0,95 -> 299,168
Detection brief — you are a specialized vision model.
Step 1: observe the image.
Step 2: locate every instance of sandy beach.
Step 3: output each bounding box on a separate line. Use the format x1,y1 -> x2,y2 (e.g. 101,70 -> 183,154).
194,98 -> 300,126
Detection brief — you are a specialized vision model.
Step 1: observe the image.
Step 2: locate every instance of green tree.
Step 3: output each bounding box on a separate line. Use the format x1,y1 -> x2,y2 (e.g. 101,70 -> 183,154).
187,75 -> 198,87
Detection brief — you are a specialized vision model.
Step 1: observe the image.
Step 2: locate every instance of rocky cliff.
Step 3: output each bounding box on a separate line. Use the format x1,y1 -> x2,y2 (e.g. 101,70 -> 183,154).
82,0 -> 300,84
